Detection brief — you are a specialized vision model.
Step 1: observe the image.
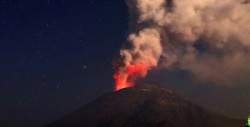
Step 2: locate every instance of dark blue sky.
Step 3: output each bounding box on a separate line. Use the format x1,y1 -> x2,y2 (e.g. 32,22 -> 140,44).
0,0 -> 249,127
0,0 -> 128,126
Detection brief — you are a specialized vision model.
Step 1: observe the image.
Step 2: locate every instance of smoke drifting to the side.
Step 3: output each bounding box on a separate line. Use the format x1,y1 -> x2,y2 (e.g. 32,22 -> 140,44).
114,0 -> 250,90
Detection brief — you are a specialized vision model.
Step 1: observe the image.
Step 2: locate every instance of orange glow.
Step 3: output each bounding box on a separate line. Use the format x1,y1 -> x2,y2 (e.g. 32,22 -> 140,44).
113,64 -> 148,91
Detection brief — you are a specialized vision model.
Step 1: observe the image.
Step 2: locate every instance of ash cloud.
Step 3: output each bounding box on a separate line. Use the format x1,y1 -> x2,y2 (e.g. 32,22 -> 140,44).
116,0 -> 250,86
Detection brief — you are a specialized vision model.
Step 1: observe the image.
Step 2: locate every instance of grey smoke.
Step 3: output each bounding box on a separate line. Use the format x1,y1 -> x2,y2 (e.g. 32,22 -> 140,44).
117,0 -> 250,86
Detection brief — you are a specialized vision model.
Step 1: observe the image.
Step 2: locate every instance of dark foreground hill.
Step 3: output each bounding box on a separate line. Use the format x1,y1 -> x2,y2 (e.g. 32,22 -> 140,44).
44,83 -> 244,127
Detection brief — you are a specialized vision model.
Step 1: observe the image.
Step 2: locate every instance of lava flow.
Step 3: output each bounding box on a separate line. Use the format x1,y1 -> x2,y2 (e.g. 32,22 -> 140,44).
113,64 -> 149,91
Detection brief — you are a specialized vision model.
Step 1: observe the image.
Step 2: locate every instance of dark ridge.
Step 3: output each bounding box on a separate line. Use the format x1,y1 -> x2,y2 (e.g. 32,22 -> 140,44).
43,83 -> 244,127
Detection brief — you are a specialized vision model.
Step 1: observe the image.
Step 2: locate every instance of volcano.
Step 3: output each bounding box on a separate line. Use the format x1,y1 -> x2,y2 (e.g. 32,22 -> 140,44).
43,83 -> 244,127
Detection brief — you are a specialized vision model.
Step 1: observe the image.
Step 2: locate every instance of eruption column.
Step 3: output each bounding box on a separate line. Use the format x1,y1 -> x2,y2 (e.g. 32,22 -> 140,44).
113,28 -> 162,91
113,0 -> 250,89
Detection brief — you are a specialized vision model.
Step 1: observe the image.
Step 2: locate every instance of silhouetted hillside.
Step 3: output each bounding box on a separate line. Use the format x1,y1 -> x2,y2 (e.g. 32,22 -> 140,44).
44,83 -> 244,127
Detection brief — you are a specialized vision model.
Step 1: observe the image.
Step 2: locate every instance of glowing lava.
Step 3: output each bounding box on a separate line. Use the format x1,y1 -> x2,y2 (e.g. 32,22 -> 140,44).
113,64 -> 149,91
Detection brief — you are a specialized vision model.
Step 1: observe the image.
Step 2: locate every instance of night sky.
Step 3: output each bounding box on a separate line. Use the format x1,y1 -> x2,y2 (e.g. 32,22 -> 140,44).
0,0 -> 249,127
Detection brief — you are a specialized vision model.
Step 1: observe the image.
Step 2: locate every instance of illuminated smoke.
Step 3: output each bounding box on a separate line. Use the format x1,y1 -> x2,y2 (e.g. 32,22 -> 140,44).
114,0 -> 250,90
113,29 -> 162,91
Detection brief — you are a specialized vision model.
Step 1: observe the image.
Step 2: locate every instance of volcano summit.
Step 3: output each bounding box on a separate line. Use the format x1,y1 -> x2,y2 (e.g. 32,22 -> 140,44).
44,83 -> 244,127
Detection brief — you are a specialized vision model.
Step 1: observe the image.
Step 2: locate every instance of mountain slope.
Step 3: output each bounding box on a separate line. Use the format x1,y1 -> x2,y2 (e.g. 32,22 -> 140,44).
44,83 -> 244,127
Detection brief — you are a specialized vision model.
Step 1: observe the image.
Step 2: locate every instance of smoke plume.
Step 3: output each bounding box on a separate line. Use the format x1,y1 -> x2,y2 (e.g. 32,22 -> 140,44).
114,0 -> 250,90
